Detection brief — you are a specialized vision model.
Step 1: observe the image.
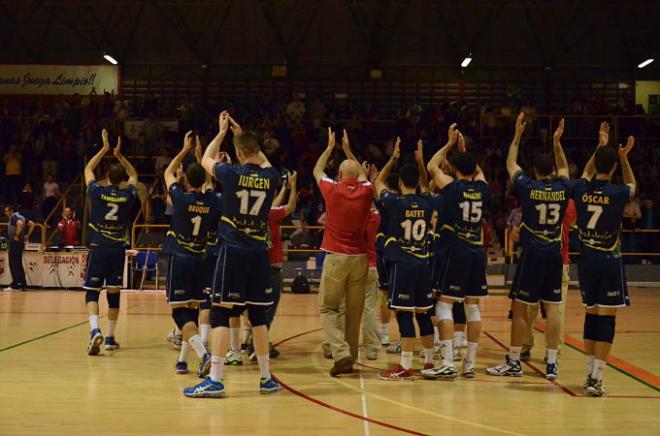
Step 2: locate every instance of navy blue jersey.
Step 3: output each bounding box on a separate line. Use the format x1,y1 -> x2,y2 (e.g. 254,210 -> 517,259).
374,197 -> 389,251
440,179 -> 490,252
162,184 -> 219,256
572,178 -> 632,258
380,191 -> 441,264
214,163 -> 280,250
206,192 -> 224,255
87,181 -> 138,247
430,194 -> 445,254
513,171 -> 571,253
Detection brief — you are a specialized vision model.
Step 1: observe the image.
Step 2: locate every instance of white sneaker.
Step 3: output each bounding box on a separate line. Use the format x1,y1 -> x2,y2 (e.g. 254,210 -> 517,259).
453,347 -> 462,362
420,363 -> 458,379
386,342 -> 401,353
225,350 -> 243,366
380,333 -> 390,346
166,330 -> 182,350
486,355 -> 523,377
462,360 -> 476,378
433,344 -> 443,358
3,287 -> 15,291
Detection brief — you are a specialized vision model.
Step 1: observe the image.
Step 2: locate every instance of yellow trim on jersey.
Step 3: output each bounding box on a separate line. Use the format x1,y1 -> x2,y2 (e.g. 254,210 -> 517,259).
221,216 -> 237,228
89,223 -> 128,242
403,250 -> 431,259
441,224 -> 455,232
220,215 -> 267,241
457,235 -> 484,246
384,237 -> 397,246
521,222 -> 561,243
165,230 -> 206,254
578,232 -> 620,252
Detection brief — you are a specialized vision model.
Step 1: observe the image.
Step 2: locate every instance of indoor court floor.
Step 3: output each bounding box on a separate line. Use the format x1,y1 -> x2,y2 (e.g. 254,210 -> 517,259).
1,288 -> 659,435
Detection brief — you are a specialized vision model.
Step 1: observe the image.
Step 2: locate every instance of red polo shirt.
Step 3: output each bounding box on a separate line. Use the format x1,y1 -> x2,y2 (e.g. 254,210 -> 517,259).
268,206 -> 288,266
366,209 -> 380,268
318,177 -> 373,255
561,199 -> 577,265
58,218 -> 81,246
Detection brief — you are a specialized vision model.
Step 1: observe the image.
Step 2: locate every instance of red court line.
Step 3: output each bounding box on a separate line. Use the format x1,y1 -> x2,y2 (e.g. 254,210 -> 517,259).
483,331 -> 578,397
533,321 -> 660,392
271,328 -> 430,436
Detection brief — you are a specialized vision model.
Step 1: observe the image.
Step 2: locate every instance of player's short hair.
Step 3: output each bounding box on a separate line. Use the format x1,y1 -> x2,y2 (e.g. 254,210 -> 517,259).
399,164 -> 419,189
107,164 -> 125,185
386,173 -> 399,191
594,146 -> 618,174
532,153 -> 554,177
233,130 -> 260,157
452,152 -> 477,176
186,163 -> 206,189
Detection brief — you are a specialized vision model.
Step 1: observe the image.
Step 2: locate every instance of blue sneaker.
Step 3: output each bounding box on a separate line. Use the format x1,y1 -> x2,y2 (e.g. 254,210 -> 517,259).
545,362 -> 559,380
175,361 -> 189,374
87,328 -> 104,356
197,353 -> 211,378
104,336 -> 120,351
183,378 -> 225,398
259,377 -> 282,394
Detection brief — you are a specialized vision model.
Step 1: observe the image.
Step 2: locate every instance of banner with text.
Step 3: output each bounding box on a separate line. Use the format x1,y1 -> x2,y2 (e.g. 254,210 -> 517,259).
0,64 -> 119,95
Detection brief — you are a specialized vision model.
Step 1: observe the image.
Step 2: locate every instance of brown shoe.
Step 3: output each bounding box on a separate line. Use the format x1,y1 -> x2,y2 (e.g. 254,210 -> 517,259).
330,356 -> 354,377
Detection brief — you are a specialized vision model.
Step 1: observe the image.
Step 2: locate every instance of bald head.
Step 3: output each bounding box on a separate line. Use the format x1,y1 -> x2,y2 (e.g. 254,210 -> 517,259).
338,159 -> 361,180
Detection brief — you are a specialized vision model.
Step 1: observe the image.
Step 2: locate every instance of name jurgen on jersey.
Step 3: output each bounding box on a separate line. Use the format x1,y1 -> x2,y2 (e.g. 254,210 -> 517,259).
529,189 -> 566,201
581,193 -> 611,205
100,194 -> 129,203
238,175 -> 271,190
188,204 -> 210,214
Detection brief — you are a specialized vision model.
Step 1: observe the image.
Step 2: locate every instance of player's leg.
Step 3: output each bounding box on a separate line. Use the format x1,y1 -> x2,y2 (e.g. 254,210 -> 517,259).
361,268 -> 381,360
543,302 -> 561,378
264,265 -> 283,357
421,297 -> 457,378
104,286 -> 121,350
558,263 -> 570,349
247,304 -> 281,393
103,247 -> 127,350
452,301 -> 466,362
376,253 -> 392,344
380,310 -> 416,381
83,248 -> 104,355
225,312 -> 244,365
199,300 -> 211,347
521,303 -> 538,361
538,251 -> 564,378
587,306 -> 616,396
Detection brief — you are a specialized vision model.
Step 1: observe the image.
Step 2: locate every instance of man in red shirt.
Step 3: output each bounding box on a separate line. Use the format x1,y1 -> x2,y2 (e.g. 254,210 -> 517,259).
521,198 -> 577,360
57,207 -> 81,246
313,128 -> 373,376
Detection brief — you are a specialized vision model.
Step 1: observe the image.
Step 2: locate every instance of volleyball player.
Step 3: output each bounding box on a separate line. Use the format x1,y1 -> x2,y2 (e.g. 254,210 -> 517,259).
487,114 -> 570,379
163,132 -> 219,376
184,112 -> 281,398
83,130 -> 138,355
422,128 -> 490,379
574,128 -> 636,396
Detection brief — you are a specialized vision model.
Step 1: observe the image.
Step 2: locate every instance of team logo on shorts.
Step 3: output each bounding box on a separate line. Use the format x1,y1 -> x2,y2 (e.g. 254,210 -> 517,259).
399,294 -> 410,301
175,289 -> 185,296
553,288 -> 561,294
228,292 -> 240,299
265,287 -> 273,294
607,290 -> 620,297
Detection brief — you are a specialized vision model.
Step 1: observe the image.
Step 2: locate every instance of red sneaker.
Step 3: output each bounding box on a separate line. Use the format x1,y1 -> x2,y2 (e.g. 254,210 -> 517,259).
379,364 -> 415,381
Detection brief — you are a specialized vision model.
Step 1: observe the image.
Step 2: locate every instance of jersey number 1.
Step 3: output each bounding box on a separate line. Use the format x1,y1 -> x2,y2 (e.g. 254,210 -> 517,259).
236,189 -> 266,216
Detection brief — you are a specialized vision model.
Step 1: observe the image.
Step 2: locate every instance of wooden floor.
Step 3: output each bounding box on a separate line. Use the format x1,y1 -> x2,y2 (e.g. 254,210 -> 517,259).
1,288 -> 659,435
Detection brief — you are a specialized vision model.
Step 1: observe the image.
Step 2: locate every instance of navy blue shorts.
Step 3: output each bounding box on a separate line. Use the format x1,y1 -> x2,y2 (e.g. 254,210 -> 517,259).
376,250 -> 390,290
438,250 -> 488,300
431,249 -> 447,293
166,254 -> 208,304
509,249 -> 563,305
83,247 -> 125,291
388,261 -> 434,311
204,252 -> 219,294
211,245 -> 273,306
578,256 -> 630,308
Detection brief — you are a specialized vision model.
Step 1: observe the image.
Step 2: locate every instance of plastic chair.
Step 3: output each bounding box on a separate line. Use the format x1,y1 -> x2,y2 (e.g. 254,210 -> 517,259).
133,250 -> 159,290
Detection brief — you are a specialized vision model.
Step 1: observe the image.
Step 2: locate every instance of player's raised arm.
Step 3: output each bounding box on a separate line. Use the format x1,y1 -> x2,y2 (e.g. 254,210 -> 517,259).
272,176 -> 288,208
618,135 -> 636,196
202,111 -> 229,176
552,118 -> 569,179
506,112 -> 526,179
342,129 -> 367,182
165,131 -> 193,190
415,139 -> 429,193
427,124 -> 458,189
282,171 -> 299,215
374,137 -> 400,196
313,127 -> 336,184
194,135 -> 214,190
84,129 -> 111,186
113,137 -> 138,187
582,121 -> 609,180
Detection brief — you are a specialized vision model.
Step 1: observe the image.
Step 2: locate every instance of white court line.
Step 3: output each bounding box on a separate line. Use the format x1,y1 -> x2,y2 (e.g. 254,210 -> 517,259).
358,352 -> 370,436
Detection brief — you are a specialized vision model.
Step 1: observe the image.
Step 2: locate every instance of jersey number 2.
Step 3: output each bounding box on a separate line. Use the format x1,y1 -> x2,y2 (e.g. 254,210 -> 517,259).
105,203 -> 119,221
236,190 -> 266,216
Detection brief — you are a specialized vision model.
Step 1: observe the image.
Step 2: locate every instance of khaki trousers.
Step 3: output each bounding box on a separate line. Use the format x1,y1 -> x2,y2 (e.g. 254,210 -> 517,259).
523,264 -> 570,350
361,269 -> 381,353
319,253 -> 368,362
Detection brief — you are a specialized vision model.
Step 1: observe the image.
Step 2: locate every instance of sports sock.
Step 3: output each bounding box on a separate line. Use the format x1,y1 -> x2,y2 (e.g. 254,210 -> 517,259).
380,323 -> 389,337
586,355 -> 595,375
89,315 -> 99,331
453,331 -> 465,349
188,334 -> 207,358
591,358 -> 606,381
466,342 -> 478,364
178,342 -> 190,363
433,326 -> 440,345
400,351 -> 413,370
546,348 -> 558,364
174,326 -> 182,335
230,327 -> 240,352
210,355 -> 224,382
242,327 -> 251,344
422,348 -> 433,364
440,339 -> 453,365
256,354 -> 270,379
107,320 -> 117,337
200,324 -> 210,344
509,346 -> 522,362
